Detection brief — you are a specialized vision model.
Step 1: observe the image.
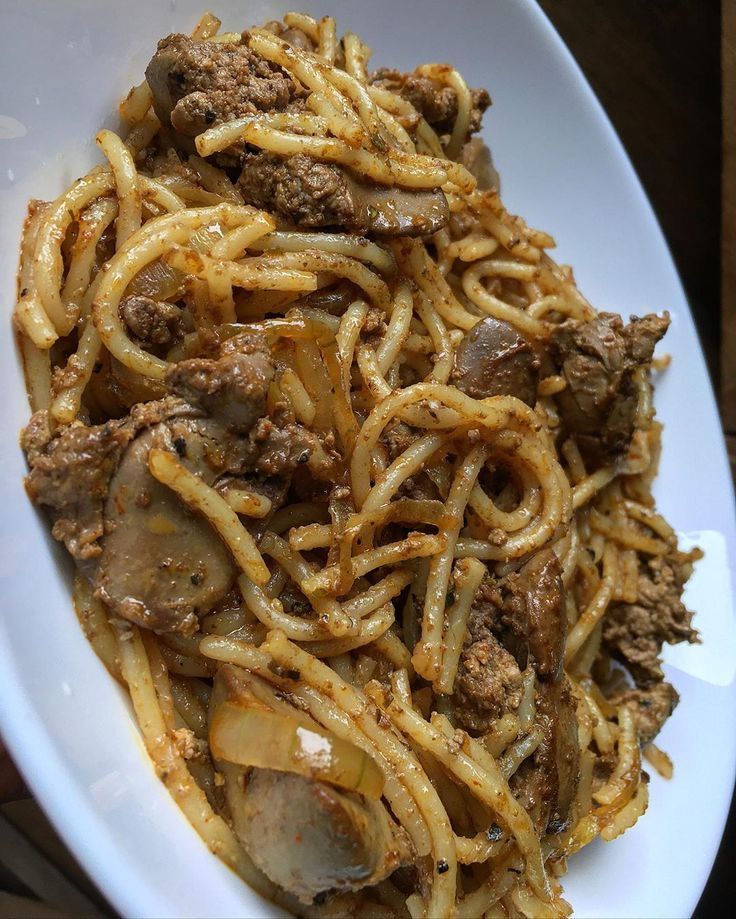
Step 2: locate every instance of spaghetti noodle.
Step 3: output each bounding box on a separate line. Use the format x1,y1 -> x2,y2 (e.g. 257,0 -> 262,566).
17,11 -> 700,919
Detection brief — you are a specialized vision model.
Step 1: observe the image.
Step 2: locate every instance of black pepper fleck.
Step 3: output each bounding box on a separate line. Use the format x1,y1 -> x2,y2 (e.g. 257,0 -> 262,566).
437,859 -> 449,874
173,437 -> 187,457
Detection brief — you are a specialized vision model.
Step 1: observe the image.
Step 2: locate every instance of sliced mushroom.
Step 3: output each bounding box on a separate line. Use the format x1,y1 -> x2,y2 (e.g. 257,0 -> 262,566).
344,173 -> 450,236
453,317 -> 539,405
513,549 -> 566,682
96,422 -> 236,634
237,768 -> 411,903
460,138 -> 500,191
534,678 -> 580,835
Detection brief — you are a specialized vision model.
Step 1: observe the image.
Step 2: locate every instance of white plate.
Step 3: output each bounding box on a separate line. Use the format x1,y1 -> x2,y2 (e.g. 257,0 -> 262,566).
0,2 -> 734,917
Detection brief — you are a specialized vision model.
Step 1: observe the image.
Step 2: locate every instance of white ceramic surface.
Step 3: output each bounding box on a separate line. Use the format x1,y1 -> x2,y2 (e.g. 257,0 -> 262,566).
0,2 -> 734,917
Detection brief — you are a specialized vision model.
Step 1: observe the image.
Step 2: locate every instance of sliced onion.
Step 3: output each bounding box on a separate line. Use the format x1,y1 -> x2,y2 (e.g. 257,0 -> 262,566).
189,223 -> 225,252
210,700 -> 384,800
126,258 -> 185,300
125,224 -> 224,300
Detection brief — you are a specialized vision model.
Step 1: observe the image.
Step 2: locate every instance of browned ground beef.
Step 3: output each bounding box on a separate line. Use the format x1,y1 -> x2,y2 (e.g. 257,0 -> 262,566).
120,295 -> 183,348
146,33 -> 302,136
603,554 -> 698,685
372,68 -> 491,137
549,312 -> 669,465
22,338 -> 314,633
609,681 -> 680,745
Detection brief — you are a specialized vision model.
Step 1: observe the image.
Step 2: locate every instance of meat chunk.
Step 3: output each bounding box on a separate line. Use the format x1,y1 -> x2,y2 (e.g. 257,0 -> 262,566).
512,678 -> 580,835
247,416 -> 314,477
603,554 -> 698,685
453,317 -> 539,406
453,634 -> 523,733
120,295 -> 183,348
22,345 -> 315,633
238,769 -> 411,903
239,153 -> 354,228
372,69 -> 491,138
22,412 -> 132,561
146,34 -> 300,136
549,312 -> 669,465
238,152 -> 449,235
167,336 -> 271,432
500,550 -> 566,681
467,551 -> 566,681
609,682 -> 679,745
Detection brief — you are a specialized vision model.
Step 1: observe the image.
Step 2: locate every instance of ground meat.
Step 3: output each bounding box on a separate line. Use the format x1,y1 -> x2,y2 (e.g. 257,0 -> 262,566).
22,413 -> 132,560
603,555 -> 698,685
21,342 -> 313,633
120,295 -> 183,348
549,312 -> 669,465
239,153 -> 355,227
609,682 -> 679,745
238,152 -> 449,235
247,417 -> 314,477
166,335 -> 272,432
469,550 -> 566,681
453,633 -> 523,733
372,69 -> 491,138
146,34 -> 301,136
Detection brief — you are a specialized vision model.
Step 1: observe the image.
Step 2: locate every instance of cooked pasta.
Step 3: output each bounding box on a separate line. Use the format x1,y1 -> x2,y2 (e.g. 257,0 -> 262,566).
16,10 -> 701,919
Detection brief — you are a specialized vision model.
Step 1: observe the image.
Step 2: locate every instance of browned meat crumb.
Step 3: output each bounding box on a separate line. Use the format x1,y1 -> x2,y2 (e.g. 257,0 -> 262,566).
372,68 -> 491,138
248,417 -> 314,477
453,633 -> 523,733
120,295 -> 183,348
467,550 -> 566,681
166,335 -> 271,432
238,152 -> 449,235
603,554 -> 698,685
146,34 -> 302,137
549,312 -> 669,465
22,412 -> 131,560
609,682 -> 679,745
238,153 -> 356,228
